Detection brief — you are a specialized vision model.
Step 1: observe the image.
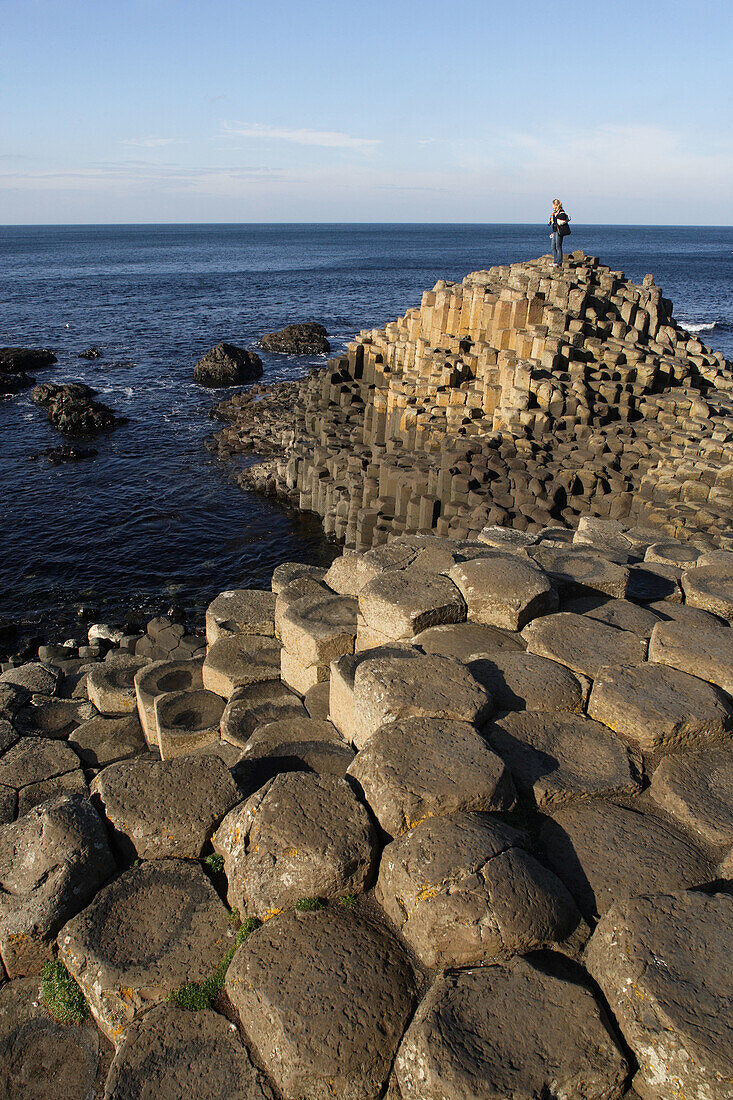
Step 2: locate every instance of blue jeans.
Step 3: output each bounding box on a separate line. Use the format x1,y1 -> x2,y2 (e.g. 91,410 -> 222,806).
551,231 -> 563,266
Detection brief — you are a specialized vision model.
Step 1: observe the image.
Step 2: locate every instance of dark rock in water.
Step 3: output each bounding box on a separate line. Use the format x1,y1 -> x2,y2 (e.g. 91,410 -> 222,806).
30,382 -> 124,435
43,445 -> 99,464
0,347 -> 56,373
78,346 -> 103,360
259,322 -> 330,355
193,342 -> 263,387
0,372 -> 35,396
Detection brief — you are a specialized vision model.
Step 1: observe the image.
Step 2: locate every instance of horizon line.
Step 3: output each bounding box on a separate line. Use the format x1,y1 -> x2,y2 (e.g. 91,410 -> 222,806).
2,220 -> 733,230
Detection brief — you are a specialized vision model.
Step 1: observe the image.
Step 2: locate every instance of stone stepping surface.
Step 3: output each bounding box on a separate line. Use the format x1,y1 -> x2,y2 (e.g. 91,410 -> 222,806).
649,745 -> 733,849
202,634 -> 282,699
225,906 -> 417,1100
487,711 -> 640,806
648,615 -> 733,694
220,680 -> 307,749
213,771 -> 377,917
105,1003 -> 274,1100
586,890 -> 733,1100
469,651 -> 586,715
448,552 -> 556,630
58,859 -> 234,1045
395,958 -> 628,1099
86,656 -> 149,716
539,800 -> 714,921
0,793 -> 114,977
0,737 -> 87,819
358,569 -> 467,642
522,612 -> 647,679
376,812 -> 581,967
0,976 -> 111,1100
204,587 -> 276,644
67,713 -> 146,771
413,620 -> 526,659
153,687 -> 224,759
133,658 -> 203,748
348,716 -> 516,837
91,755 -> 238,861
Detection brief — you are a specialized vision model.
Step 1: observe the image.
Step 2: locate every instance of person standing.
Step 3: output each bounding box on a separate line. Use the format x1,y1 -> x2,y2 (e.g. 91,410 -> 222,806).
549,199 -> 570,267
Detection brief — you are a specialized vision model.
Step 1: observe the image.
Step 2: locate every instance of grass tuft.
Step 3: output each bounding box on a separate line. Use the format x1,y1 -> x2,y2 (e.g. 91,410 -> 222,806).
169,915 -> 263,1011
203,853 -> 225,874
41,960 -> 89,1025
338,894 -> 357,908
295,897 -> 324,912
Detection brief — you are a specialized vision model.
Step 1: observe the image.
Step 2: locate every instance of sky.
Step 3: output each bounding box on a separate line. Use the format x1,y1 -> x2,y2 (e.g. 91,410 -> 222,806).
1,0 -> 731,224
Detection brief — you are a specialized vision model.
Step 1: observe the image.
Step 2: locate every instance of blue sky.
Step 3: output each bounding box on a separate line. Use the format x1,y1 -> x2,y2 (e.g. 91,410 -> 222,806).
2,0 -> 730,223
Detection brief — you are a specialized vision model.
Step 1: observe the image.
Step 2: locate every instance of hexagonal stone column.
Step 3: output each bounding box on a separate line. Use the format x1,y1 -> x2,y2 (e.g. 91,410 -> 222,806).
413,621 -> 526,660
351,654 -> 494,749
213,771 -> 377,917
153,688 -> 224,758
529,544 -> 631,598
376,812 -> 581,967
539,800 -> 714,921
448,553 -> 556,630
586,890 -> 733,1100
0,738 -> 85,819
329,644 -> 419,742
348,717 -> 515,837
91,755 -> 239,861
225,907 -> 417,1100
202,635 -> 281,699
280,592 -> 358,667
86,657 -> 149,715
105,1003 -> 275,1100
358,571 -> 466,642
395,958 -> 628,1099
220,680 -> 307,749
68,714 -> 146,771
0,794 -> 114,977
0,976 -> 109,1100
648,616 -> 733,695
486,712 -> 639,806
133,659 -> 203,747
58,859 -> 234,1045
588,663 -> 732,753
682,564 -> 733,619
649,746 -> 733,848
205,588 -> 276,644
468,651 -> 586,715
522,613 -> 647,679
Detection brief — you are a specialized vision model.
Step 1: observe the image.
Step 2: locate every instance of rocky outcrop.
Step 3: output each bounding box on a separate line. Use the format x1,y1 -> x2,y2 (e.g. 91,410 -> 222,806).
214,253 -> 733,552
259,321 -> 330,355
192,342 -> 263,387
0,347 -> 56,397
31,382 -> 124,434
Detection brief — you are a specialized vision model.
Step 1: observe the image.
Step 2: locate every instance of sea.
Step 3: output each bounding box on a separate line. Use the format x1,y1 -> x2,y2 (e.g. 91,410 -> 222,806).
1,223 -> 732,646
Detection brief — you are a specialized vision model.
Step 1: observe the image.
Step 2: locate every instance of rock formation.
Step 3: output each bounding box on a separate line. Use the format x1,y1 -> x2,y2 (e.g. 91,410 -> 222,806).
31,382 -> 124,434
1,517 -> 732,1098
259,321 -> 330,355
214,252 -> 733,551
0,346 -> 56,396
193,342 -> 263,387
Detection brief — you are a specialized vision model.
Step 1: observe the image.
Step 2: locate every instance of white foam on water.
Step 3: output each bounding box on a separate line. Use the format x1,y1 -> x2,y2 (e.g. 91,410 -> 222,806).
680,320 -> 717,332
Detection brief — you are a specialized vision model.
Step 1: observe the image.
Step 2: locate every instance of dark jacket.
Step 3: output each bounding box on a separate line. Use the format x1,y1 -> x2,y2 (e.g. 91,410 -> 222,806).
549,208 -> 570,232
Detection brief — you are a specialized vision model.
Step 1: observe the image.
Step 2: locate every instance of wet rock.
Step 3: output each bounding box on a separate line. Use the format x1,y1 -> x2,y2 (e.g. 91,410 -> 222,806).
225,906 -> 416,1100
586,890 -> 733,1100
448,553 -> 556,630
539,800 -> 714,921
351,653 -> 493,749
91,755 -> 238,860
31,383 -> 123,435
78,346 -> 102,359
104,1003 -> 275,1100
153,688 -> 224,759
220,680 -> 307,749
376,812 -> 581,967
259,322 -> 330,355
487,711 -> 639,806
193,342 -> 263,387
0,370 -> 35,395
58,859 -> 234,1044
0,347 -> 56,372
649,746 -> 733,848
39,445 -> 98,463
0,976 -> 109,1100
588,663 -> 732,753
468,651 -> 586,714
395,958 -> 628,1100
348,716 -> 515,837
522,612 -> 647,679
213,771 -> 377,916
0,793 -> 114,977
205,588 -> 276,644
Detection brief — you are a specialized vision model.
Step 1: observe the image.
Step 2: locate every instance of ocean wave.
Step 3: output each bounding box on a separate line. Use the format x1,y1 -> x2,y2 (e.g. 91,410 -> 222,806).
680,320 -> 717,333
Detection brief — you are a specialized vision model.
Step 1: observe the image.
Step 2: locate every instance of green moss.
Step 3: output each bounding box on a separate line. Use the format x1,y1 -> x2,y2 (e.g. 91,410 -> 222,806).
203,853 -> 225,874
169,916 -> 263,1011
41,960 -> 89,1025
227,907 -> 241,926
294,897 -> 324,912
338,894 -> 357,908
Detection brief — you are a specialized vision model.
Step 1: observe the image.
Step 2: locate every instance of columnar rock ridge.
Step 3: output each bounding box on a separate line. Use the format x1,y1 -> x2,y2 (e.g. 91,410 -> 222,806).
214,251 -> 733,549
1,522 -> 732,1098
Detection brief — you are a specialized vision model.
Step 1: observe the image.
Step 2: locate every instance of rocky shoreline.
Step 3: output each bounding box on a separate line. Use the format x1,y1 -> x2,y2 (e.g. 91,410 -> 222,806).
0,520 -> 732,1098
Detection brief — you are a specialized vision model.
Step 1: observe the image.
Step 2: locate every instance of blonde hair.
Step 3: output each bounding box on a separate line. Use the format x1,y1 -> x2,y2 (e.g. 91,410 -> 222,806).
553,198 -> 563,208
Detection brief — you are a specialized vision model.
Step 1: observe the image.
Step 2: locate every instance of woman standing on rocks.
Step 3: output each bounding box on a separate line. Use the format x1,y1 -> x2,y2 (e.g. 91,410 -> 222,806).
549,199 -> 570,267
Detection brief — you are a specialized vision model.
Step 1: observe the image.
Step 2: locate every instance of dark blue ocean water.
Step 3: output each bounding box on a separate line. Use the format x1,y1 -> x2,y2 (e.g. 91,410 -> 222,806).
1,223 -> 732,640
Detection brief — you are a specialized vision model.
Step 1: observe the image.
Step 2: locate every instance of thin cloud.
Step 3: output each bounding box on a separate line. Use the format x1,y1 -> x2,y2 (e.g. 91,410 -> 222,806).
121,137 -> 183,148
221,121 -> 380,151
